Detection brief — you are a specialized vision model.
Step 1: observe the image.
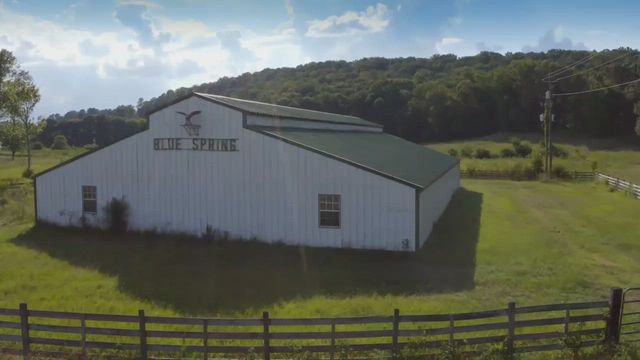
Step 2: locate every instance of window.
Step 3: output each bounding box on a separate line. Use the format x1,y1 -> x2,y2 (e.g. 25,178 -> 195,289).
82,186 -> 97,214
319,194 -> 340,228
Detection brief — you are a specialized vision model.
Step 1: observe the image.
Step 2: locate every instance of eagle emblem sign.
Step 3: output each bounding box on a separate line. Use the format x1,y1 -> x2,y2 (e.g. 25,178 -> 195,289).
177,110 -> 202,136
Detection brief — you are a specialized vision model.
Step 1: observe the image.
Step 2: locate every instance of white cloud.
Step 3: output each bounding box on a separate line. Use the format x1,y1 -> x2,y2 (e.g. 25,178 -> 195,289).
435,37 -> 463,53
0,2 -> 309,116
448,16 -> 463,26
305,3 -> 389,38
522,26 -> 588,52
284,0 -> 294,20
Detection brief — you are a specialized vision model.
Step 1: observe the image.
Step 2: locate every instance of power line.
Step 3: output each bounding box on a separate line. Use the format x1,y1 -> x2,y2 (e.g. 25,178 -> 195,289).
542,52 -> 598,81
551,52 -> 634,82
553,78 -> 640,96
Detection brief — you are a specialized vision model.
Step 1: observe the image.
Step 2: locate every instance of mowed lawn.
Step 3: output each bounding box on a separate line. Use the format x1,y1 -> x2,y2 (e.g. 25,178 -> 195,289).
0,178 -> 639,319
426,132 -> 640,183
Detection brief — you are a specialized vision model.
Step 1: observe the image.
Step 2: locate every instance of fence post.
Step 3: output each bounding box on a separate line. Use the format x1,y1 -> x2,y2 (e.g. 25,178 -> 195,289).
507,302 -> 516,354
606,288 -> 623,343
138,309 -> 148,360
564,308 -> 570,337
330,319 -> 336,360
448,314 -> 454,345
203,319 -> 208,360
392,309 -> 400,359
80,314 -> 87,360
262,312 -> 270,360
19,303 -> 29,360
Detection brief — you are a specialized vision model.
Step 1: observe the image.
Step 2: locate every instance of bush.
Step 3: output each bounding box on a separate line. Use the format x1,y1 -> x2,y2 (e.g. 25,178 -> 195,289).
474,148 -> 492,159
500,148 -> 517,158
31,141 -> 44,150
513,142 -> 532,158
447,148 -> 458,158
531,155 -> 544,174
509,137 -> 522,147
51,134 -> 69,150
104,197 -> 130,233
552,165 -> 569,179
551,144 -> 568,158
84,143 -> 98,150
460,146 -> 473,158
590,161 -> 598,172
22,168 -> 34,179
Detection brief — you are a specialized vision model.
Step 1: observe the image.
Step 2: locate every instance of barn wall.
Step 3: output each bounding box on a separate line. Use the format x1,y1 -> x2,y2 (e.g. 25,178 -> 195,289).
417,164 -> 460,248
36,96 -> 416,251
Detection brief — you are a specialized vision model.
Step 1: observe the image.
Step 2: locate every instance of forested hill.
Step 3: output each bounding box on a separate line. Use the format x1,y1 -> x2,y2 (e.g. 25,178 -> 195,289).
44,49 -> 640,147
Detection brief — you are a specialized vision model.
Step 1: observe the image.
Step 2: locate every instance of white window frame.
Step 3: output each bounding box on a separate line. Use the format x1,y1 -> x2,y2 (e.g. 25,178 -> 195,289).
319,194 -> 341,228
82,185 -> 97,214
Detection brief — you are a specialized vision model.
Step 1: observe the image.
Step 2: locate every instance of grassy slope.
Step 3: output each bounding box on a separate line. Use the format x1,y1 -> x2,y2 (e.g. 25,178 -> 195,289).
426,132 -> 640,183
0,148 -> 86,182
0,180 -> 639,319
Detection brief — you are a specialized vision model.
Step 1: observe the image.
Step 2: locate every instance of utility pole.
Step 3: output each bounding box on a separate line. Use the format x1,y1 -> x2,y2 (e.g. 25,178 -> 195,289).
543,89 -> 553,178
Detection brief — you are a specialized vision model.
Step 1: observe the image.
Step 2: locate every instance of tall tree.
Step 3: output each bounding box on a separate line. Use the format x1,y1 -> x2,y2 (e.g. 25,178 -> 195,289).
4,74 -> 40,174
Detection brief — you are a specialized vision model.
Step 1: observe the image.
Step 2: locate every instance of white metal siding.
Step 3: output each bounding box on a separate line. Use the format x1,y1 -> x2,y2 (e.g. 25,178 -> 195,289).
417,164 -> 460,248
36,96 -> 416,251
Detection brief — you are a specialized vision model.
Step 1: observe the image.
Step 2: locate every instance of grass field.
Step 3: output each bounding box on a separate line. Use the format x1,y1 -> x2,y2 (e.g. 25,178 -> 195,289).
0,148 -> 86,183
1,143 -> 639,358
426,132 -> 640,183
1,179 -> 639,318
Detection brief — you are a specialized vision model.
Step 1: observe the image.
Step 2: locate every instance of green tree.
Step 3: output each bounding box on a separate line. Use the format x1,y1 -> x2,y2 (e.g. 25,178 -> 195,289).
51,134 -> 69,150
4,74 -> 41,173
0,121 -> 24,159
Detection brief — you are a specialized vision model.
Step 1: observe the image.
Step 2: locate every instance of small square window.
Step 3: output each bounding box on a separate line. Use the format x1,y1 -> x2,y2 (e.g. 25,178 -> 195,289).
319,194 -> 340,228
82,186 -> 97,214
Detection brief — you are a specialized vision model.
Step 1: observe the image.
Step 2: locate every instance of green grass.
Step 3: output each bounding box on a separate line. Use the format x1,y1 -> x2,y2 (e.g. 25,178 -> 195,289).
1,180 -> 639,318
0,147 -> 86,183
426,132 -> 640,183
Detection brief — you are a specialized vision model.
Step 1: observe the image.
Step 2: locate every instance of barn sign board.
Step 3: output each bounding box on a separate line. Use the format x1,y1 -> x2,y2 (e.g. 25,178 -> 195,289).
151,110 -> 239,151
153,138 -> 239,152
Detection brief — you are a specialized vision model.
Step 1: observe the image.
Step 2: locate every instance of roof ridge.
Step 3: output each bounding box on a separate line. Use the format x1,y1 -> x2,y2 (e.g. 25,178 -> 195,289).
194,92 -> 368,122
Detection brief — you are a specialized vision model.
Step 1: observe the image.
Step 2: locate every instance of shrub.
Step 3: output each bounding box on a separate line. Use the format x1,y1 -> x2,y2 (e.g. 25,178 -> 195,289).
460,146 -> 473,158
509,137 -> 522,147
513,142 -> 532,158
447,148 -> 458,157
551,144 -> 568,158
31,141 -> 44,150
104,197 -> 130,233
83,143 -> 98,150
531,155 -> 544,174
475,148 -> 492,159
552,165 -> 569,179
500,148 -> 517,158
22,168 -> 34,179
51,134 -> 69,150
590,161 -> 598,172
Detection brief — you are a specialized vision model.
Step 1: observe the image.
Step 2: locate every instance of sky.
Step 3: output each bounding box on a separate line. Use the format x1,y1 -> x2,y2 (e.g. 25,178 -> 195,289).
0,0 -> 639,117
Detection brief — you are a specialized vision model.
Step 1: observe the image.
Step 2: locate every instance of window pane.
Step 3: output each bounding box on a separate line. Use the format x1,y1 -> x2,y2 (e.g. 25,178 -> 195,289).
320,211 -> 340,227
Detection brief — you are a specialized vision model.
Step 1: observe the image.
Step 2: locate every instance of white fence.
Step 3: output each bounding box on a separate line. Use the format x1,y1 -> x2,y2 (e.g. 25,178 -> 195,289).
597,173 -> 640,199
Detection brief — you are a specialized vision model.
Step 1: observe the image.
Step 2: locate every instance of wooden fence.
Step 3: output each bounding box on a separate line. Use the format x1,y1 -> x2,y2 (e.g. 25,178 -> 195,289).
0,289 -> 626,360
597,173 -> 640,199
460,170 -> 594,181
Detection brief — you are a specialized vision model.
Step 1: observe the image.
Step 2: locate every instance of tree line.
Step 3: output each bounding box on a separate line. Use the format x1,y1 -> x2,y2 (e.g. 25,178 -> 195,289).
3,48 -> 640,164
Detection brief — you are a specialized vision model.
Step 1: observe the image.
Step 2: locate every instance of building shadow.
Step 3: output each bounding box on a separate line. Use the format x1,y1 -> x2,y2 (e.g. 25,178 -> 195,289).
12,188 -> 482,315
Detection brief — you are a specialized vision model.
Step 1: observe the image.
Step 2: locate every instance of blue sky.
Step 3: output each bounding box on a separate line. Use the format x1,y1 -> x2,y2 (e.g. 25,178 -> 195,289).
0,0 -> 639,117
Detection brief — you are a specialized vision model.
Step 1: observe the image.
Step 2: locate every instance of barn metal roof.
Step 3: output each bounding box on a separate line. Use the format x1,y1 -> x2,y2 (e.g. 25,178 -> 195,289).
252,127 -> 459,190
194,93 -> 380,128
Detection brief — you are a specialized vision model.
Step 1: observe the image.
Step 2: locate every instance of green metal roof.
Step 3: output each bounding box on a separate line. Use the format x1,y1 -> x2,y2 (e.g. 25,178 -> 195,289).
194,93 -> 380,128
253,127 -> 458,189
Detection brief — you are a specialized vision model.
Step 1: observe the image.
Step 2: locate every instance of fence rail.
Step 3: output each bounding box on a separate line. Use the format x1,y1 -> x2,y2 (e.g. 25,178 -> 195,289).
0,289 -> 625,360
460,169 -> 594,181
597,173 -> 640,199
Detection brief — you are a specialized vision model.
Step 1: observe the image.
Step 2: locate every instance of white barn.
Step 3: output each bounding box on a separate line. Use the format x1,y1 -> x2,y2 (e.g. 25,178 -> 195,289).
34,93 -> 459,252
